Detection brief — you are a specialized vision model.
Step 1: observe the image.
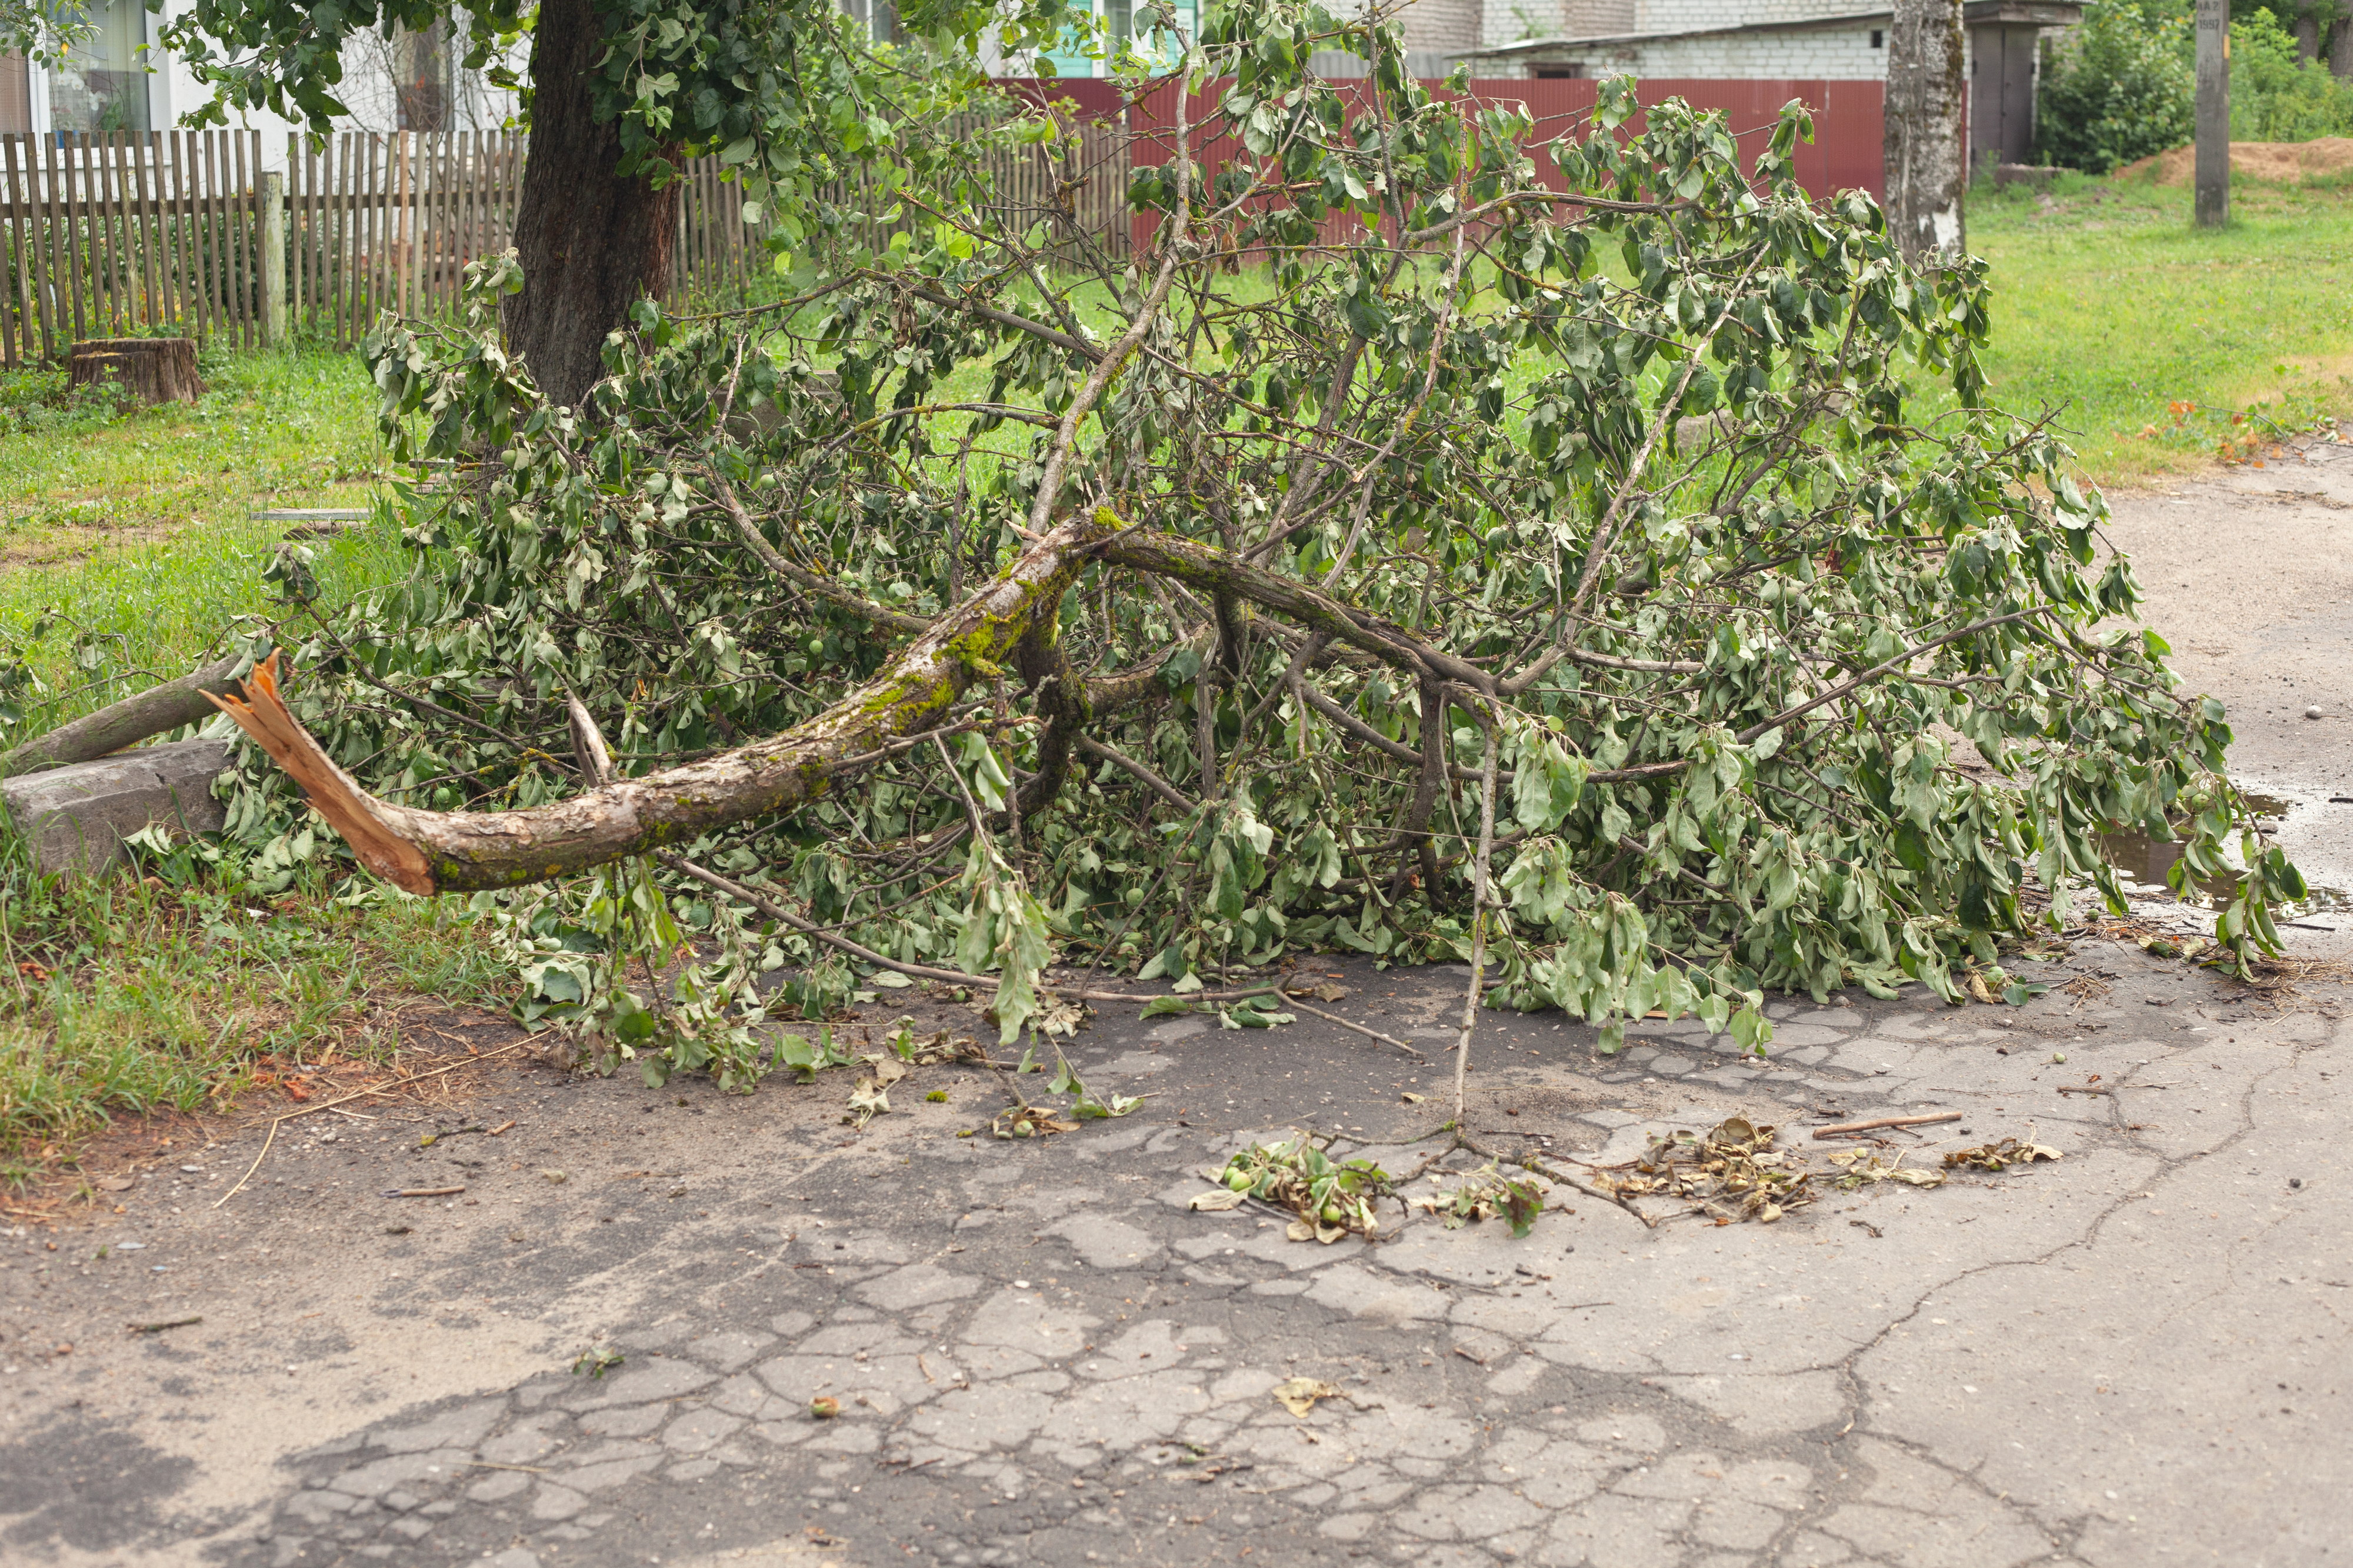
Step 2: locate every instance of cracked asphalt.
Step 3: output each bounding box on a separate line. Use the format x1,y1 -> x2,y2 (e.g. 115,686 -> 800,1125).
2,936 -> 2345,1568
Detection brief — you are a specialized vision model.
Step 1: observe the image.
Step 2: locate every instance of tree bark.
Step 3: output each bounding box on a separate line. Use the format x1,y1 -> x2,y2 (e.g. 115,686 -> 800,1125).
0,653 -> 247,779
1884,0 -> 1967,262
504,0 -> 678,411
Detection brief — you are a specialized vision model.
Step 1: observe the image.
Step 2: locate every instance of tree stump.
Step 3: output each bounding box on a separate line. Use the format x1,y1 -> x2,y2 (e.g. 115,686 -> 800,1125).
66,338 -> 205,407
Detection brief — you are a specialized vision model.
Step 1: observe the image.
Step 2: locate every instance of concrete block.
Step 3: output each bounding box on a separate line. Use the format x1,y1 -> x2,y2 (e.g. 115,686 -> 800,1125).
0,739 -> 232,875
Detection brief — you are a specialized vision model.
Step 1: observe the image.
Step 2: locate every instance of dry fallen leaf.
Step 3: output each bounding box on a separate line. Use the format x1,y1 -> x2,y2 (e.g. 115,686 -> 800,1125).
1942,1139 -> 2063,1172
1272,1377 -> 1344,1417
1187,1189 -> 1247,1212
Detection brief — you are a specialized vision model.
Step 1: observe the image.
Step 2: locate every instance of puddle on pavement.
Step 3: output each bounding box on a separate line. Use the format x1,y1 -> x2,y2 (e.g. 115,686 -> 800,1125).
2092,792 -> 2351,915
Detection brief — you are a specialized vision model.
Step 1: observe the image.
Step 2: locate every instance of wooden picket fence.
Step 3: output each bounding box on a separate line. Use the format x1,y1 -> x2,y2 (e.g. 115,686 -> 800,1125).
0,130 -> 778,367
1,118 -> 1134,369
2,131 -> 267,365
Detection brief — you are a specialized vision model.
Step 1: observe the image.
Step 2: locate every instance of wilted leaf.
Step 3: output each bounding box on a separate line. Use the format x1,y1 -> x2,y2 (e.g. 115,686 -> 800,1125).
1033,993 -> 1088,1037
1188,1188 -> 1247,1212
1272,1377 -> 1344,1417
844,1074 -> 892,1127
1140,996 -> 1201,1018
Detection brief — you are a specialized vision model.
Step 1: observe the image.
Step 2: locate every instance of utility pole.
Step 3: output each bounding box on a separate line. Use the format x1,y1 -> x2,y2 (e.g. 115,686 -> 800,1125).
1883,0 -> 1967,262
2195,0 -> 2229,227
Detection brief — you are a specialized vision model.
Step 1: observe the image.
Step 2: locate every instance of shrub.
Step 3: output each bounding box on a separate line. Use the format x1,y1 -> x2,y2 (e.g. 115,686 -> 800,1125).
2037,1 -> 2197,172
2229,7 -> 2353,141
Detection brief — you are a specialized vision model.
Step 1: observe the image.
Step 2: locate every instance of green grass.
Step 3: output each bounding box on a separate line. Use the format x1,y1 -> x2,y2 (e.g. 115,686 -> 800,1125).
0,845 -> 507,1189
0,349 -> 508,1187
0,346 -> 400,736
1968,166 -> 2353,486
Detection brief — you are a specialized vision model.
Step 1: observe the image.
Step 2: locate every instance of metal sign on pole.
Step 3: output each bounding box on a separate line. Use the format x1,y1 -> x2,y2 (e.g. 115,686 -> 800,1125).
2195,0 -> 2229,228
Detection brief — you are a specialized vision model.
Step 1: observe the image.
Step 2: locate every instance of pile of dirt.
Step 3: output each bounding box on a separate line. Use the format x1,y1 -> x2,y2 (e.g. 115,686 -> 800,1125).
2117,137 -> 2353,185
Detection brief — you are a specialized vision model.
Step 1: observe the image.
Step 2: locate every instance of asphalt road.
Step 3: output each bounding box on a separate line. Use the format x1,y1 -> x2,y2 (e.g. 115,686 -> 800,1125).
1,938 -> 2343,1568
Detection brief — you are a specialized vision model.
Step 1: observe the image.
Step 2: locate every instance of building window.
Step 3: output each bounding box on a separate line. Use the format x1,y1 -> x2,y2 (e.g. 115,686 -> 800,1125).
1871,28 -> 1885,47
46,0 -> 151,134
1534,64 -> 1586,78
395,21 -> 451,131
1039,0 -> 1195,78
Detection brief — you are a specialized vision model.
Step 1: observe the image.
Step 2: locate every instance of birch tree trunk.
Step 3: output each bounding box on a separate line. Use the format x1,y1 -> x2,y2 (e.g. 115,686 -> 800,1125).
1884,0 -> 1967,263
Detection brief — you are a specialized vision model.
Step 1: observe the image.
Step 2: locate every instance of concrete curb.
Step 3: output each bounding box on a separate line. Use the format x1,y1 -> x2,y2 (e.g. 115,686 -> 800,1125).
0,738 -> 234,875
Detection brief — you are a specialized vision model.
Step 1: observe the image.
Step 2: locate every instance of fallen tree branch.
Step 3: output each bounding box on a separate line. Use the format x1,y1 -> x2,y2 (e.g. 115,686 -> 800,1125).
0,653 -> 251,779
706,467 -> 932,636
205,515 -> 1107,893
1096,524 -> 1493,691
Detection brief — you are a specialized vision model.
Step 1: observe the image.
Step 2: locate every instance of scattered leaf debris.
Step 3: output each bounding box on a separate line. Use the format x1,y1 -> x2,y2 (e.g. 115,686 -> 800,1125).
1942,1140 -> 2064,1172
1418,1165 -> 1549,1237
1208,1135 -> 1393,1243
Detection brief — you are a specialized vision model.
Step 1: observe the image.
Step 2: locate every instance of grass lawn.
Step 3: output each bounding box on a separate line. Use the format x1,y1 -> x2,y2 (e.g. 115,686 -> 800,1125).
0,348 -> 405,739
0,349 -> 506,1187
1968,168 -> 2353,487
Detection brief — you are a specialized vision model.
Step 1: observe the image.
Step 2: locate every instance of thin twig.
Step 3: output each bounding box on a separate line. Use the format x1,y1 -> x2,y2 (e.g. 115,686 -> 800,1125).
658,853 -> 1281,1005
1809,1112 -> 1961,1140
1281,997 -> 1427,1059
1453,711 -> 1501,1121
214,1042 -> 533,1208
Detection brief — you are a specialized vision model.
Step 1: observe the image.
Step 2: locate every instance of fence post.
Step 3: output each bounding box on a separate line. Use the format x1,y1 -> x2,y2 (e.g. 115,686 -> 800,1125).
261,170 -> 287,345
2195,0 -> 2230,228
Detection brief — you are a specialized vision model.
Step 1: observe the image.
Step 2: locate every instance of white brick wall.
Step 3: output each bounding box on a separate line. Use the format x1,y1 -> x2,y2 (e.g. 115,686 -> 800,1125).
1614,25 -> 1891,77
1637,0 -> 1872,34
1399,0 -> 1487,54
1478,19 -> 1975,82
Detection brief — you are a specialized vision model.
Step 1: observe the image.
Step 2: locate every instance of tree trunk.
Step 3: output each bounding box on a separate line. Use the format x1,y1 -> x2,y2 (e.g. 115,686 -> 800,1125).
503,0 -> 677,411
1883,0 -> 1967,263
2330,14 -> 2352,78
67,338 -> 202,406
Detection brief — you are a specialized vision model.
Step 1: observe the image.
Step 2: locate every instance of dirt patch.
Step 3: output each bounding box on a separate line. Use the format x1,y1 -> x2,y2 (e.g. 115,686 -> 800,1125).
2118,136 -> 2353,185
4,1003 -> 544,1228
